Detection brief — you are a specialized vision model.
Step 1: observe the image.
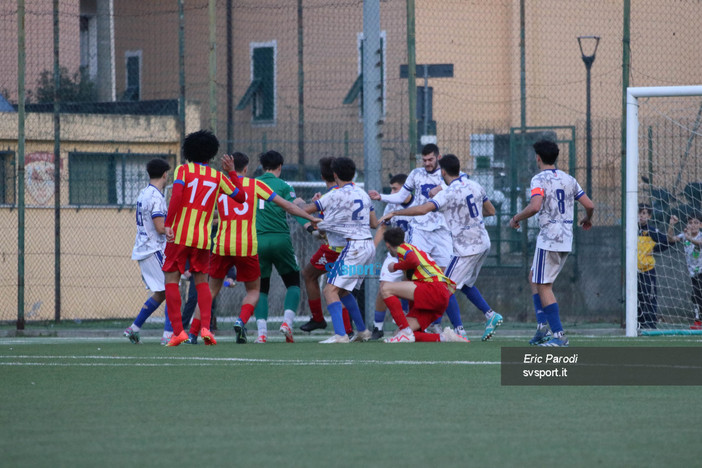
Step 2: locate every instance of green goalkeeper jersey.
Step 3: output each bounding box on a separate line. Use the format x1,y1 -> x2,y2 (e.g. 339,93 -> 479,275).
255,172 -> 307,235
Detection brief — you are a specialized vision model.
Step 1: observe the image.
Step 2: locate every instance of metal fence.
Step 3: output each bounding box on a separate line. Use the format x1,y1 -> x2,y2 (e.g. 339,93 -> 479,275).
2,0 -> 702,326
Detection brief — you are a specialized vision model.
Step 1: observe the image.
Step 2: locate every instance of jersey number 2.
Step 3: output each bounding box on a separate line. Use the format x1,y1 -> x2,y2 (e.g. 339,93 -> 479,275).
352,199 -> 364,220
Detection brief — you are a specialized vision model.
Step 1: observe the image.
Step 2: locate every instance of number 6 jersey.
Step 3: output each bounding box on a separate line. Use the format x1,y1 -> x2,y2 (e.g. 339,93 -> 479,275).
430,175 -> 490,256
530,169 -> 585,252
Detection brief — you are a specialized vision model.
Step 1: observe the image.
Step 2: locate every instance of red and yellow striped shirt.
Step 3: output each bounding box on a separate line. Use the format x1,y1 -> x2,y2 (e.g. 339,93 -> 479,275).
396,243 -> 454,286
213,177 -> 276,256
168,163 -> 240,249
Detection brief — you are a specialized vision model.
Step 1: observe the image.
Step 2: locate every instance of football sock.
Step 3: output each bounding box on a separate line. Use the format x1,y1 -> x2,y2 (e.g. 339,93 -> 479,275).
533,294 -> 548,326
461,285 -> 491,314
308,298 -> 325,322
431,317 -> 442,326
284,286 -> 300,313
165,283 -> 184,335
414,331 -> 441,342
134,297 -> 160,328
327,301 -> 347,336
340,295 -> 366,331
374,310 -> 386,331
543,302 -> 563,334
163,306 -> 173,333
254,293 -> 269,320
383,296 -> 410,329
195,282 -> 212,332
400,298 -> 410,312
256,319 -> 268,338
444,294 -> 463,327
189,318 -> 201,336
239,303 -> 255,324
283,309 -> 295,328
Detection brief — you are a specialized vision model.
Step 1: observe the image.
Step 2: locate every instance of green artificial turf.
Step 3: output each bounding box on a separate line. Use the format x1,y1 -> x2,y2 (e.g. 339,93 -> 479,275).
0,335 -> 699,467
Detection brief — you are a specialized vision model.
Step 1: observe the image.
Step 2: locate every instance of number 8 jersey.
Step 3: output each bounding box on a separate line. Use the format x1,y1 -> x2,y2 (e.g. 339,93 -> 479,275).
530,169 -> 585,252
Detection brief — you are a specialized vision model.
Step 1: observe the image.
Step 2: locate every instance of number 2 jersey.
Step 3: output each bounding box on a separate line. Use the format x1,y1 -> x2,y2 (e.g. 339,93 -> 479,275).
429,175 -> 490,256
315,183 -> 373,240
530,169 -> 585,252
131,184 -> 167,261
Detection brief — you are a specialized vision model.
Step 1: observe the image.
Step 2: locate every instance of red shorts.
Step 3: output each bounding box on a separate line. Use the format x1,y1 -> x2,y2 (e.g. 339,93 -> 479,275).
407,281 -> 452,330
163,243 -> 210,274
309,244 -> 343,272
209,253 -> 260,283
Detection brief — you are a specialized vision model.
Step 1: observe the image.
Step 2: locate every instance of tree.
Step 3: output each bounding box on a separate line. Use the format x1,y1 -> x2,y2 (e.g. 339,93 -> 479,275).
32,66 -> 97,103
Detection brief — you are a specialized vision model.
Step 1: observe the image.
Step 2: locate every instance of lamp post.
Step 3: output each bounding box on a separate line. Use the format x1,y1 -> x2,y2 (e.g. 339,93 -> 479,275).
578,35 -> 600,198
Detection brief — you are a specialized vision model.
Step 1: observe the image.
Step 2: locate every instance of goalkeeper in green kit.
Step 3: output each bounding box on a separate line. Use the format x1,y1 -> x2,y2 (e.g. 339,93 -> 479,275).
253,150 -> 310,343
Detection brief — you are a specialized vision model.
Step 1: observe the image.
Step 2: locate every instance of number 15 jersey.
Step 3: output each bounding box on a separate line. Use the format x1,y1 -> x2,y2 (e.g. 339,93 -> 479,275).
530,169 -> 585,252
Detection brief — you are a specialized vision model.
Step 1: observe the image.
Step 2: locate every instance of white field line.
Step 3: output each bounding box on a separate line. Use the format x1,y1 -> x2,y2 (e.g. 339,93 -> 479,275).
0,354 -> 499,367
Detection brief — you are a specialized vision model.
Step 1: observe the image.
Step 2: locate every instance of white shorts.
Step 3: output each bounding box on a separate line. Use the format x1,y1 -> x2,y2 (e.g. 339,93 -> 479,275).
327,239 -> 376,291
379,253 -> 404,282
407,227 -> 453,269
531,248 -> 569,284
445,248 -> 489,289
138,251 -> 166,292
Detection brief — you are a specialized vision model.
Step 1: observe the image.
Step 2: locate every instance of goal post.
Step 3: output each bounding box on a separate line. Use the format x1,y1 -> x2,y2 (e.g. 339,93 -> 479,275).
626,85 -> 702,337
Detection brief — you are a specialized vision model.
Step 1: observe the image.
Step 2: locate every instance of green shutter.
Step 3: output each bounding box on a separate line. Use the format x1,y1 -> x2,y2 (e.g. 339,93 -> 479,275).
343,74 -> 363,105
253,47 -> 274,121
235,78 -> 262,110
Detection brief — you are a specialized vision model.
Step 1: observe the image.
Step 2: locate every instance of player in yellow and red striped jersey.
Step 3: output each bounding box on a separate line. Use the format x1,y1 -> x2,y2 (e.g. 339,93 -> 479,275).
161,130 -> 245,347
202,152 -> 320,344
379,227 -> 468,343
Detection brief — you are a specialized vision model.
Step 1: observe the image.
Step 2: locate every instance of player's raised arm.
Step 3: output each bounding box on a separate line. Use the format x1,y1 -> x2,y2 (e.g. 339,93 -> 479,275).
377,201 -> 435,225
272,196 -> 320,224
374,185 -> 413,204
221,154 -> 246,202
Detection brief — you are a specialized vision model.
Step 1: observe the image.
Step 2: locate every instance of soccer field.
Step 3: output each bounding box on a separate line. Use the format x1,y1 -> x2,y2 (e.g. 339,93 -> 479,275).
1,335 -> 699,468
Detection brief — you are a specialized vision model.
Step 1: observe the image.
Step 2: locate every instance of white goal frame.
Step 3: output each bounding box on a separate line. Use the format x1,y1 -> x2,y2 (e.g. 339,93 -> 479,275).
625,85 -> 702,336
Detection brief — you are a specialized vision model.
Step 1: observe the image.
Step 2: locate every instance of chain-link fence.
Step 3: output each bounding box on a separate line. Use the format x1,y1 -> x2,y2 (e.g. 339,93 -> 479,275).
2,0 -> 701,326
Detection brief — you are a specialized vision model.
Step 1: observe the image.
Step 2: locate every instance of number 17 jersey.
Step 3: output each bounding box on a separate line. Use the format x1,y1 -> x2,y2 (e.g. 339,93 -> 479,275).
530,169 -> 585,252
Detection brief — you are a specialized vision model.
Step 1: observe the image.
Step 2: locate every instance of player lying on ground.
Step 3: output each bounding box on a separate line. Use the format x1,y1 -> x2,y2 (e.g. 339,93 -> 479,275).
380,227 -> 469,343
378,154 -> 503,341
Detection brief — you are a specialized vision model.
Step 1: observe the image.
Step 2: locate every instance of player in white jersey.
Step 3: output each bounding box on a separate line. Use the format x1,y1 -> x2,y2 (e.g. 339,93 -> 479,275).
370,174 -> 414,340
667,213 -> 702,329
304,157 -> 378,343
369,143 -> 452,268
123,158 -> 174,345
379,155 -> 504,341
509,140 -> 594,347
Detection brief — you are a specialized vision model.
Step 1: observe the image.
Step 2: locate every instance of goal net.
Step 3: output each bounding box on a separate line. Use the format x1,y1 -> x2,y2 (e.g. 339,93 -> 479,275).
626,86 -> 702,336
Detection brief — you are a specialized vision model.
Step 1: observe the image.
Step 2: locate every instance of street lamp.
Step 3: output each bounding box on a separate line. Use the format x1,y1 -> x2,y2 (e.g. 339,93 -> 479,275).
578,35 -> 600,198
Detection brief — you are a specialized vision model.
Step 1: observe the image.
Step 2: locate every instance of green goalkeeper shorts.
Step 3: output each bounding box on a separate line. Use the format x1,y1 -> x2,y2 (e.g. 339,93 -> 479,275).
257,233 -> 300,278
